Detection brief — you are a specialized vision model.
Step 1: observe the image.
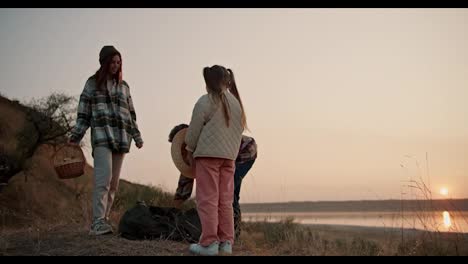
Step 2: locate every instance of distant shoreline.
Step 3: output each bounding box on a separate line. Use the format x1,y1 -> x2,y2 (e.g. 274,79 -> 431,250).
245,221 -> 468,236
241,199 -> 468,213
301,223 -> 468,235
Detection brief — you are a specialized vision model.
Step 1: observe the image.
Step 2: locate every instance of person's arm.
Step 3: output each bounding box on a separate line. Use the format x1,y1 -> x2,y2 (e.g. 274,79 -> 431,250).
69,83 -> 92,143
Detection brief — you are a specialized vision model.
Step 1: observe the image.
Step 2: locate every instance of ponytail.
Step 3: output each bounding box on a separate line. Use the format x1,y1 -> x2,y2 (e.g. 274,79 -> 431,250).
227,69 -> 248,130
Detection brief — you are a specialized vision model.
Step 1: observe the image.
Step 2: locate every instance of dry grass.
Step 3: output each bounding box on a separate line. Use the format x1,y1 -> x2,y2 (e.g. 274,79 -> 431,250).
0,223 -> 260,256
240,219 -> 385,256
396,154 -> 468,255
239,219 -> 468,256
0,96 -> 27,155
0,224 -> 188,256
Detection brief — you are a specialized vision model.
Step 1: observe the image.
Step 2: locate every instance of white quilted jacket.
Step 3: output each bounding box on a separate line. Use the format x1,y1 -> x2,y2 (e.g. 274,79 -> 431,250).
185,90 -> 244,160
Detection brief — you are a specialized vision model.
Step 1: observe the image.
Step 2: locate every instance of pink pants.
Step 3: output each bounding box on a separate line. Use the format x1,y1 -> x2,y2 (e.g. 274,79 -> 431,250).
194,157 -> 235,246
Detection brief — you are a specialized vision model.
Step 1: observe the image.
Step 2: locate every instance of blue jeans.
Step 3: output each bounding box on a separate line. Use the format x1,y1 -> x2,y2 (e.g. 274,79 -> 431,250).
233,159 -> 255,237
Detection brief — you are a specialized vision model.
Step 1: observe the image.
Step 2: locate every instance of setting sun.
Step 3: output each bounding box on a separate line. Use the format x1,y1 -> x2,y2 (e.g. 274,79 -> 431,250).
440,187 -> 449,196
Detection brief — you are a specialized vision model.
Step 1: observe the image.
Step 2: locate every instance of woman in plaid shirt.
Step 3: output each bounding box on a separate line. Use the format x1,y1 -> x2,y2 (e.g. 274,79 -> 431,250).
169,124 -> 257,239
69,46 -> 143,236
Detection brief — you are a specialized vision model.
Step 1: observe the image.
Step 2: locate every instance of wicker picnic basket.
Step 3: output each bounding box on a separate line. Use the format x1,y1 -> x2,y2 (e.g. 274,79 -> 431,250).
53,144 -> 86,179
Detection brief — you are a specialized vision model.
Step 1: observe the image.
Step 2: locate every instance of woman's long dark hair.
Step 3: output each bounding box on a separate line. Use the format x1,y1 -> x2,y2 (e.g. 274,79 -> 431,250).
93,52 -> 122,91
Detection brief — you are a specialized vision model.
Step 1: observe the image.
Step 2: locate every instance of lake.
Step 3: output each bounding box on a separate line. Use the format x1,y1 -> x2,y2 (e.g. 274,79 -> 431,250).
243,211 -> 468,233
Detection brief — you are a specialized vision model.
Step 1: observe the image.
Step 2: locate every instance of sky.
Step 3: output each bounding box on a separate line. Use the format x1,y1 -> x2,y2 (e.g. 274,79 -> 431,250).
1,8 -> 467,202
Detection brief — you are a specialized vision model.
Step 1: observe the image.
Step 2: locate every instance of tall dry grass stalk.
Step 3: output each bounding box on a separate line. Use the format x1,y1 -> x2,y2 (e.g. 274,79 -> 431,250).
397,153 -> 467,255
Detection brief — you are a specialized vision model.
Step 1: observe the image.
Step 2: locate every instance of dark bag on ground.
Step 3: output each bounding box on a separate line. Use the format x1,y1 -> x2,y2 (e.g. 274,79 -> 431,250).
118,202 -> 201,243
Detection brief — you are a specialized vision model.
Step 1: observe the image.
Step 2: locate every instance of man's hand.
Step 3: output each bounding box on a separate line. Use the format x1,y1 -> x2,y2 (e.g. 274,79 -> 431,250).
136,141 -> 143,149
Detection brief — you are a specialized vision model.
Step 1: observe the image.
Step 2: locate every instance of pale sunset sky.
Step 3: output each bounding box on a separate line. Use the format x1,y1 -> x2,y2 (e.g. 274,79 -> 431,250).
1,8 -> 467,202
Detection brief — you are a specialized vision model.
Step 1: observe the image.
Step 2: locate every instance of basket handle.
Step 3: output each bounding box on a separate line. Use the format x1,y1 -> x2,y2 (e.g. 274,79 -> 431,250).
52,143 -> 86,165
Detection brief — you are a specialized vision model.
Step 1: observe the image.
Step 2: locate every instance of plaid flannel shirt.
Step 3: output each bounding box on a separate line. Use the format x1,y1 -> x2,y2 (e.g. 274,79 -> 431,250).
236,135 -> 257,164
70,77 -> 143,153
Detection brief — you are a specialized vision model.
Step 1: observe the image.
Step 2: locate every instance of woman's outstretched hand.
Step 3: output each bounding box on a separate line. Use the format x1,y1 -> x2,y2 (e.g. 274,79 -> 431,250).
136,141 -> 143,149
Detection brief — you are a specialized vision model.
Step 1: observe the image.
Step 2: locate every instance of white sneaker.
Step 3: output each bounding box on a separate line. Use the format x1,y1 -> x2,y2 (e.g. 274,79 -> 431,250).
219,241 -> 233,255
89,220 -> 113,236
189,241 -> 219,256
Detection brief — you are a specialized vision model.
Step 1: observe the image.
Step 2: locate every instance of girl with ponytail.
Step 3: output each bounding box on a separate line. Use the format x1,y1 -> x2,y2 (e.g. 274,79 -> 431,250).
184,65 -> 244,255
